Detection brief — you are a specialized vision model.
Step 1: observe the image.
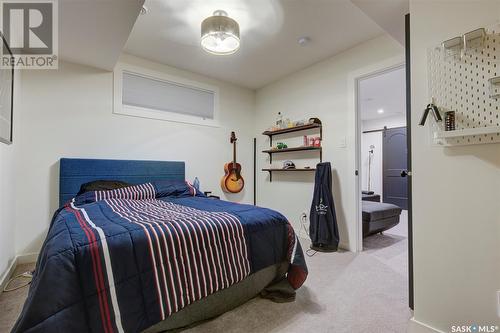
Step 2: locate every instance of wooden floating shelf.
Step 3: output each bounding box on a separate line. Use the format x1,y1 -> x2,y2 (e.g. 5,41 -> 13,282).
262,146 -> 322,154
262,168 -> 316,172
262,123 -> 321,137
263,121 -> 322,182
434,126 -> 500,139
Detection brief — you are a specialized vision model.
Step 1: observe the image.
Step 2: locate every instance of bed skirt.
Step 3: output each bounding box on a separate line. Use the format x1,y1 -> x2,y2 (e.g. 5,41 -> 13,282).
143,261 -> 289,332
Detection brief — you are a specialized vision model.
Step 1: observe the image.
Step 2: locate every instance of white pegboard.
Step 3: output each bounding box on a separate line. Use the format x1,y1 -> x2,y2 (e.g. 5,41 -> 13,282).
428,24 -> 500,146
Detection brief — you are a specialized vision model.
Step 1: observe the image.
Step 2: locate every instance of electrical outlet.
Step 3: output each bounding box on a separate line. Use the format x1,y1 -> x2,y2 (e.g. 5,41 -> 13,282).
299,212 -> 309,239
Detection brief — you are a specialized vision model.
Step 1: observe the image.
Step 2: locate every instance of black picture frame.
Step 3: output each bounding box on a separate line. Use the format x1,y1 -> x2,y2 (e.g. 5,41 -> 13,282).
0,35 -> 14,145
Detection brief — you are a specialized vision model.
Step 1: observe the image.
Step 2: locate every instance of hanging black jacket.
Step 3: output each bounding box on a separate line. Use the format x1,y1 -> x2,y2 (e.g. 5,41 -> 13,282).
309,162 -> 339,252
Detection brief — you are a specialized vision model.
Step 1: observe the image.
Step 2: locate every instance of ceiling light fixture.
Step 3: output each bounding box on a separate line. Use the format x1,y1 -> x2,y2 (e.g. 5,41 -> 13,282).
377,109 -> 385,114
201,10 -> 240,55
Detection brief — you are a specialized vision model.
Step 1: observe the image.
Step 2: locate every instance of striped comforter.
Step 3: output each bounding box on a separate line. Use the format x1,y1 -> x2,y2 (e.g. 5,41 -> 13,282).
12,181 -> 307,333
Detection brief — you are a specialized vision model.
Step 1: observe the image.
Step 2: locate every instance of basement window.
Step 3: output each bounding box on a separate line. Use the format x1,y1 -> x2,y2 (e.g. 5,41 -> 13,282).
113,64 -> 219,127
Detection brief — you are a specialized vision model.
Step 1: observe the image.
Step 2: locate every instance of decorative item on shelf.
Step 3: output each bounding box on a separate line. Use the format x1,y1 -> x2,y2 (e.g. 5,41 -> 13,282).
314,137 -> 321,147
295,119 -> 307,127
283,160 -> 296,169
221,131 -> 244,193
309,137 -> 315,146
276,112 -> 283,129
276,142 -> 288,149
444,111 -> 456,131
303,135 -> 309,146
267,116 -> 322,133
309,117 -> 322,125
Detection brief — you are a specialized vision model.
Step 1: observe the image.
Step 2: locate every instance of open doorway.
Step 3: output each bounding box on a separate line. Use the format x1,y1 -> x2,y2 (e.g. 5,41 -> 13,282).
355,63 -> 410,286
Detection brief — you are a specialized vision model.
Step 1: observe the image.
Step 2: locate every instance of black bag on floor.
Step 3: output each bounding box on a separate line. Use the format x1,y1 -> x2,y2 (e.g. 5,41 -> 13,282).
309,162 -> 339,252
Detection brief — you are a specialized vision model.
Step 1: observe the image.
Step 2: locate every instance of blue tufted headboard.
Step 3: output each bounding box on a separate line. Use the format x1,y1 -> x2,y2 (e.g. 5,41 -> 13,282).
59,158 -> 185,206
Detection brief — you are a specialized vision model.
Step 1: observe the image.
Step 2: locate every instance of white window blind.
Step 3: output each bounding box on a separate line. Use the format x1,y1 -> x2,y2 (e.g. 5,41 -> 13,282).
122,71 -> 215,120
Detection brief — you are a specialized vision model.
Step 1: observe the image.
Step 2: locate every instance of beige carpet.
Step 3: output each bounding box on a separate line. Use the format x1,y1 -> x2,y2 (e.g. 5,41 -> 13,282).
186,234 -> 411,333
0,233 -> 411,333
0,263 -> 35,333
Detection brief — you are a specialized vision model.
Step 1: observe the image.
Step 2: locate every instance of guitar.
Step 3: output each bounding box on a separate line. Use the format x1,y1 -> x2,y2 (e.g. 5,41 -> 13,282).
221,131 -> 244,193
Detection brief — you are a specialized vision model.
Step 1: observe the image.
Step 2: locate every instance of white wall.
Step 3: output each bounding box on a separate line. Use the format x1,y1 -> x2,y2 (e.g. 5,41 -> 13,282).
410,0 -> 500,330
362,113 -> 406,132
255,34 -> 404,249
0,140 -> 17,277
0,71 -> 21,278
360,114 -> 407,198
15,55 -> 255,254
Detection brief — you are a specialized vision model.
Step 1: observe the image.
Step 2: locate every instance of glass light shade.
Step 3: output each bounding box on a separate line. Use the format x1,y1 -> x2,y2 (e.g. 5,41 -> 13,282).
201,32 -> 240,55
201,11 -> 240,55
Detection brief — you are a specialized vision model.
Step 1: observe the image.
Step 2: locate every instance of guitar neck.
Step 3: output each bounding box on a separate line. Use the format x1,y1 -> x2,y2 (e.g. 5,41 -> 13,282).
233,140 -> 236,165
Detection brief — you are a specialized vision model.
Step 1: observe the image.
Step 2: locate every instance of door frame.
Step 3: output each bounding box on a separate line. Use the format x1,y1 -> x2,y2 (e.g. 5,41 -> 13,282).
353,62 -> 405,253
405,13 -> 414,310
350,14 -> 414,310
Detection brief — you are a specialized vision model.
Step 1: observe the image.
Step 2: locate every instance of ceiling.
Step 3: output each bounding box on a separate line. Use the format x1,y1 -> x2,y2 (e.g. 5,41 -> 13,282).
359,66 -> 406,121
124,0 -> 385,89
59,0 -> 144,70
351,0 -> 408,45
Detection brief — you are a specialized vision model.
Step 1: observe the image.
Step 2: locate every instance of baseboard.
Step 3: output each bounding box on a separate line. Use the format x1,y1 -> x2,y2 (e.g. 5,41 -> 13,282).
17,252 -> 38,265
409,317 -> 446,333
338,241 -> 351,251
0,253 -> 38,295
0,257 -> 18,295
297,236 -> 354,253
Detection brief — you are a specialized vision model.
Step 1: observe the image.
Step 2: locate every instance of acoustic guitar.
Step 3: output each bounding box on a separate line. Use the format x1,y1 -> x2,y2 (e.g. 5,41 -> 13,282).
221,131 -> 244,193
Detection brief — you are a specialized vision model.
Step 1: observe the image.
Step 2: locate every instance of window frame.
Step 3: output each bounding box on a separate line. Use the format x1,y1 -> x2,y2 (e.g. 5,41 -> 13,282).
113,63 -> 220,127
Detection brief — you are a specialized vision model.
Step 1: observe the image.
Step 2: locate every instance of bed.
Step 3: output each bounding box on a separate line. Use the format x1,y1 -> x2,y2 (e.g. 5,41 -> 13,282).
12,158 -> 307,333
